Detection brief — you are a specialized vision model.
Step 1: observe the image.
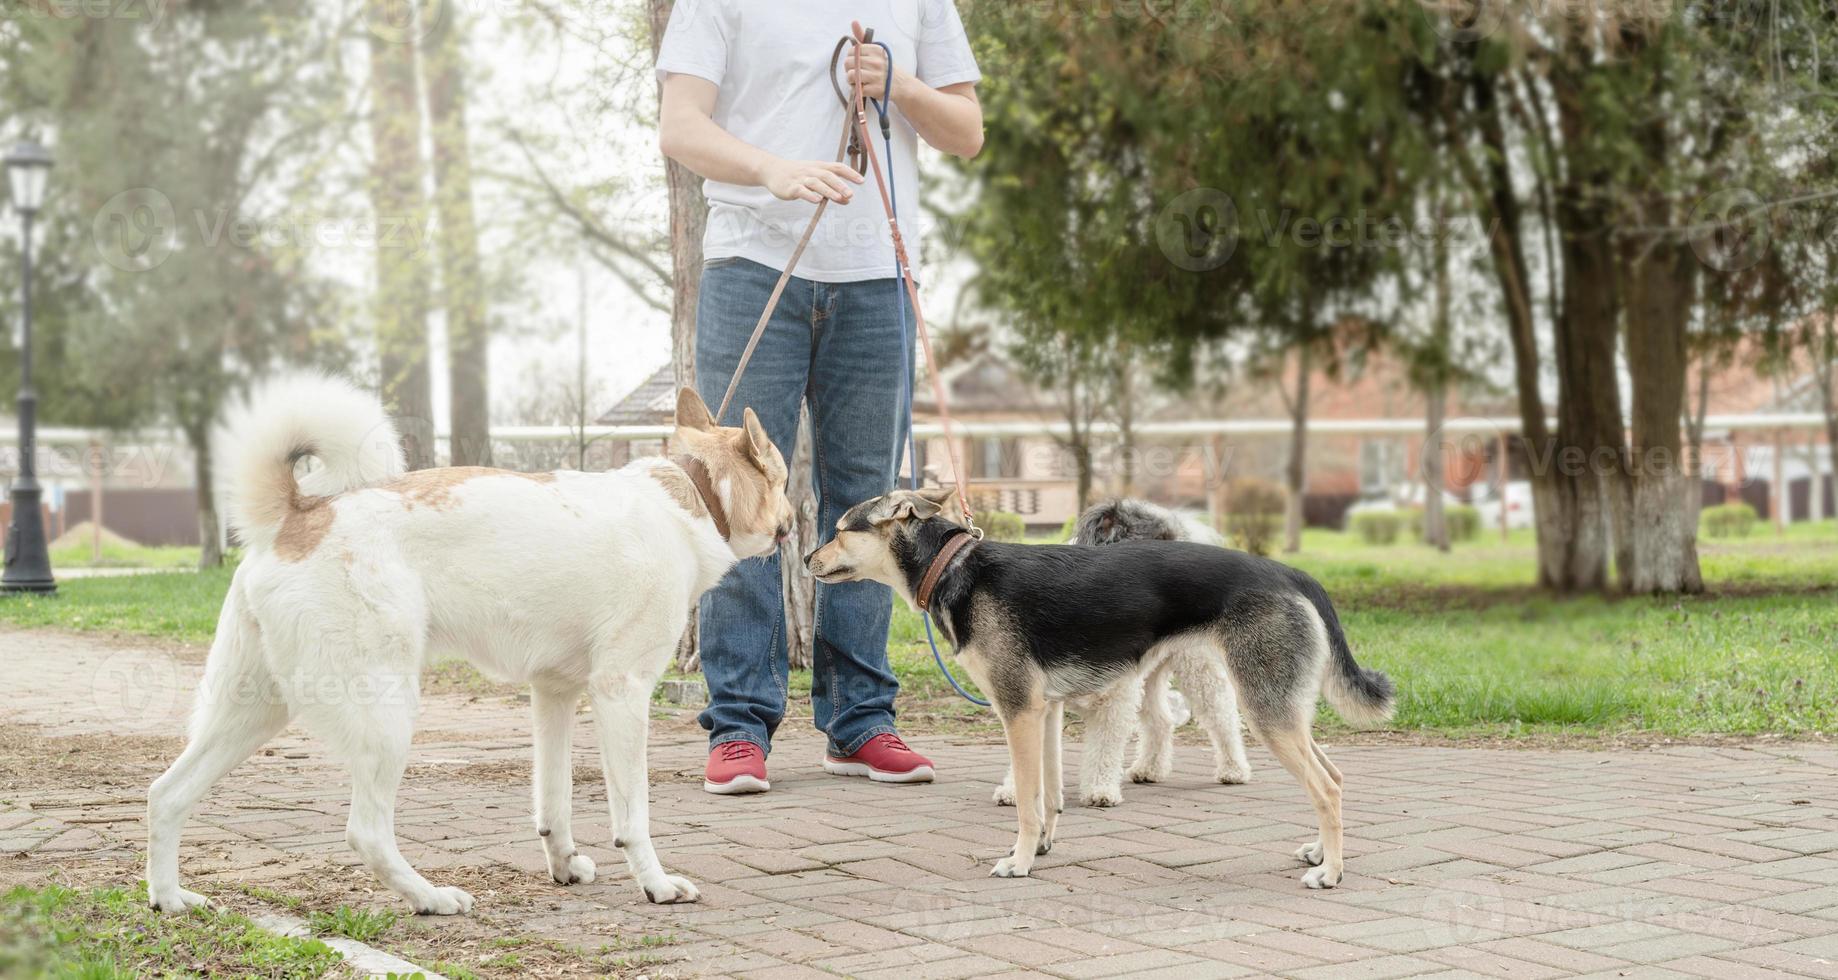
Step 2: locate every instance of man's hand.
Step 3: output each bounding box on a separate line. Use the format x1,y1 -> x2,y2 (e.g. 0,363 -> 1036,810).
846,21 -> 898,98
761,158 -> 864,204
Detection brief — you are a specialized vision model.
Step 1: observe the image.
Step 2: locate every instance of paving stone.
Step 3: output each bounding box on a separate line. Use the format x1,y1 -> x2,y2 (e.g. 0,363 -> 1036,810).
5,629 -> 1838,978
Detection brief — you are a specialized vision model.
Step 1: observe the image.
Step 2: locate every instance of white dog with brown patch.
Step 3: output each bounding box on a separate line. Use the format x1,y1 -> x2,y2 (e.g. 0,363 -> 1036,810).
145,374 -> 791,914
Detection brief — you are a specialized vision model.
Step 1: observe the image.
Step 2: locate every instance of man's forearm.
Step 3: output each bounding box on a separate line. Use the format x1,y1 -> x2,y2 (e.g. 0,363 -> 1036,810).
658,105 -> 772,187
892,77 -> 982,158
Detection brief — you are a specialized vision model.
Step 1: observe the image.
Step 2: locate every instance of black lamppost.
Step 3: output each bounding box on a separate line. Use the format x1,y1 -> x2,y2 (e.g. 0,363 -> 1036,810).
2,140 -> 55,595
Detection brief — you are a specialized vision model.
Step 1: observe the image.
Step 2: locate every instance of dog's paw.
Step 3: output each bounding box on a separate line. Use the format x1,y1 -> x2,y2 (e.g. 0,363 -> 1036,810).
1215,764 -> 1252,785
1302,864 -> 1342,890
991,783 -> 1016,806
551,852 -> 596,885
1294,840 -> 1324,866
989,857 -> 1032,878
1081,786 -> 1122,808
148,887 -> 211,913
414,885 -> 475,915
1127,764 -> 1168,784
643,875 -> 700,905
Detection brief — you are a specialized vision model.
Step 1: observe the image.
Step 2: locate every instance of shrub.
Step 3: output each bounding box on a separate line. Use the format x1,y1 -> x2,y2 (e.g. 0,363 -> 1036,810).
1225,477 -> 1285,556
1350,509 -> 1403,545
1701,502 -> 1758,538
980,511 -> 1027,542
1058,516 -> 1078,542
1409,504 -> 1480,544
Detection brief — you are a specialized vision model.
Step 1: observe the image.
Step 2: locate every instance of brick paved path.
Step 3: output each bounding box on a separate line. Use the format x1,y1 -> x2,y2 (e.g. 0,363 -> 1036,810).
3,628 -> 1836,978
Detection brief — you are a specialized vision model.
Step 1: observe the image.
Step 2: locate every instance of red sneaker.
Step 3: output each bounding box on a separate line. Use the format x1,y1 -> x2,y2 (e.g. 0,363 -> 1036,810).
704,741 -> 769,795
823,733 -> 935,784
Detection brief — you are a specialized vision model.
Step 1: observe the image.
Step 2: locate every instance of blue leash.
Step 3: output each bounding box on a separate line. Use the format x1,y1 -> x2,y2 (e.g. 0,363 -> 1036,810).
863,41 -> 990,708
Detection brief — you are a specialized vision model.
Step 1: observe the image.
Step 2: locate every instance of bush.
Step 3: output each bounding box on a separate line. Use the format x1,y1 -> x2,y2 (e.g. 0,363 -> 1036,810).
1702,502 -> 1759,538
1225,477 -> 1285,556
980,511 -> 1027,542
1408,504 -> 1481,544
1058,516 -> 1078,542
1350,509 -> 1404,545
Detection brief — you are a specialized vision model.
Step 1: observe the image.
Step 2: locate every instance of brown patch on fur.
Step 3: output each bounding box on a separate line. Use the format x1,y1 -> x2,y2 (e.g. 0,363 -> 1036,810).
381,466 -> 557,511
274,495 -> 335,563
274,467 -> 559,562
649,466 -> 708,518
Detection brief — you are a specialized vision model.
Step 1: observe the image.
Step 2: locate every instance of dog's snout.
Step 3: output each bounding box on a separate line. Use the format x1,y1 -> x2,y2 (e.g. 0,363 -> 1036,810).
802,547 -> 817,568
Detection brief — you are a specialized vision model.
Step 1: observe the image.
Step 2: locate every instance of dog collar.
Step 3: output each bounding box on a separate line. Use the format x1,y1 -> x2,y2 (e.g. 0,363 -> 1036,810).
916,529 -> 976,612
670,455 -> 730,541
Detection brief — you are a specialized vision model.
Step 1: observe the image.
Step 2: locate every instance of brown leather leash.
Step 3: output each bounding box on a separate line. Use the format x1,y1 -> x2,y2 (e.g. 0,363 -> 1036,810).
710,28 -> 976,528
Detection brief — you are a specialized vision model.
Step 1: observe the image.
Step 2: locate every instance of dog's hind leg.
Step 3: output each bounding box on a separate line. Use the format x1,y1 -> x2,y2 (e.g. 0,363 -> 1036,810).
148,583 -> 288,912
1126,661 -> 1176,786
1257,721 -> 1344,889
1175,648 -> 1252,785
531,681 -> 594,886
1041,701 -> 1064,849
1078,680 -> 1141,807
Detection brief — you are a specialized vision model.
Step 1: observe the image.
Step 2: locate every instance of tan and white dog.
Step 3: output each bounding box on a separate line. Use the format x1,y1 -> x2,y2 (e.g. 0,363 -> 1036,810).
146,374 -> 790,914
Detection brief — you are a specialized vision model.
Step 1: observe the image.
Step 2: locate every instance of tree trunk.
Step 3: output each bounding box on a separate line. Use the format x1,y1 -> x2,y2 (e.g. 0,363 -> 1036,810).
425,9 -> 490,467
1621,234 -> 1703,594
649,0 -> 709,672
650,0 -> 707,403
1115,352 -> 1136,497
780,404 -> 818,670
1423,204 -> 1451,553
191,426 -> 223,569
1284,344 -> 1311,554
367,0 -> 436,470
1464,72 -> 1568,584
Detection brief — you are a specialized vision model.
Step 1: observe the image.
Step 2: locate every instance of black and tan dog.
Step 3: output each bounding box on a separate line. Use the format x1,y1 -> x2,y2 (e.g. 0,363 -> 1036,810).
805,486 -> 1394,887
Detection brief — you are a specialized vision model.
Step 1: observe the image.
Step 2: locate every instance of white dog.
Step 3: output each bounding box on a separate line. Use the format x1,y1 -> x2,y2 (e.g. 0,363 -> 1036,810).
994,499 -> 1252,808
146,375 -> 790,913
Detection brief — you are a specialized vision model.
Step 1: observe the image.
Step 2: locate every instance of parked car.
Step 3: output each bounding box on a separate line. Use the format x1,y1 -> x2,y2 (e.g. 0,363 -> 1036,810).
1473,480 -> 1535,531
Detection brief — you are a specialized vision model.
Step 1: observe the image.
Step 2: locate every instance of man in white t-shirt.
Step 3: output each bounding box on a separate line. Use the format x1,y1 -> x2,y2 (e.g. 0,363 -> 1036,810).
657,1 -> 982,794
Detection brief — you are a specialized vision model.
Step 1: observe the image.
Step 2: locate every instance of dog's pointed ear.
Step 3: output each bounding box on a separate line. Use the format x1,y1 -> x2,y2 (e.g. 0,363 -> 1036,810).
675,387 -> 714,433
739,407 -> 773,466
868,490 -> 942,525
916,484 -> 970,527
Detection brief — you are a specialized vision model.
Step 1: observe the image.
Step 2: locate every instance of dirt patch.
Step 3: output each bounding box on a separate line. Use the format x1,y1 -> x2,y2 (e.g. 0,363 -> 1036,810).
0,724 -> 181,795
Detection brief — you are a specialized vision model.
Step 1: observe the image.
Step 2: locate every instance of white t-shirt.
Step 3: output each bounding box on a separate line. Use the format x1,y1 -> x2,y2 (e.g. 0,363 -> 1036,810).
656,0 -> 980,283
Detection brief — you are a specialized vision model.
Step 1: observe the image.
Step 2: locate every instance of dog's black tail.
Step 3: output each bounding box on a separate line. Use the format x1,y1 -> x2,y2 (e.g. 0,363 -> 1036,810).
1293,573 -> 1395,726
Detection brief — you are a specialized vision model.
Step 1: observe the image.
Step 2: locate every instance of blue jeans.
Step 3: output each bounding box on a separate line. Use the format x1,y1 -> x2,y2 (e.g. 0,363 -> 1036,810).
695,257 -> 910,758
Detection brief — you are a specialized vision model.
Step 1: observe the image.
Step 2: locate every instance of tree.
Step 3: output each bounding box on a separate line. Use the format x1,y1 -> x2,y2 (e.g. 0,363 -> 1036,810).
368,0 -> 437,471
2,3 -> 350,567
425,7 -> 492,466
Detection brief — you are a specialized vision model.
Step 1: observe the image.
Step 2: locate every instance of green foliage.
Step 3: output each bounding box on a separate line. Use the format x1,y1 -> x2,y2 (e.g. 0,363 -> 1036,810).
0,883 -> 340,979
1408,505 -> 1480,544
1225,477 -> 1285,556
1702,503 -> 1760,539
980,511 -> 1027,542
1350,510 -> 1404,545
306,906 -> 398,943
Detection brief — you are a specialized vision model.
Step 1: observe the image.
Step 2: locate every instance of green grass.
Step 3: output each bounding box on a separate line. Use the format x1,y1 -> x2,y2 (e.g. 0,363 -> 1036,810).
47,541 -> 200,570
305,905 -> 398,943
0,566 -> 234,644
4,527 -> 1833,740
0,883 -> 341,978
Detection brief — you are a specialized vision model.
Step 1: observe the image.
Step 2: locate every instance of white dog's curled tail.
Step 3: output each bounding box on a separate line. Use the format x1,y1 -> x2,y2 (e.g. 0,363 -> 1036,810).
216,373 -> 404,549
